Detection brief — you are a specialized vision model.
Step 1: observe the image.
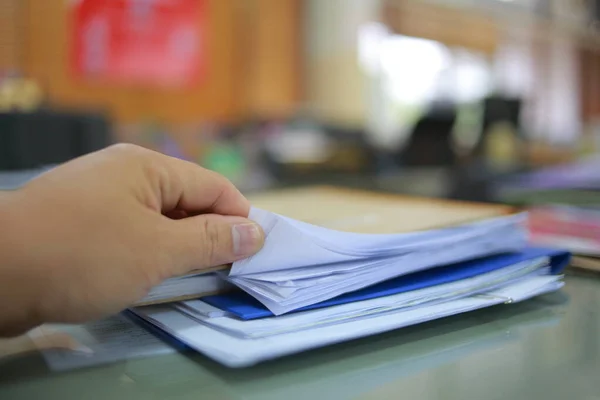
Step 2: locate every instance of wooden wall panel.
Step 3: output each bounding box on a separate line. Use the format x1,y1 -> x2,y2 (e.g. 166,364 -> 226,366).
19,0 -> 301,124
22,0 -> 240,124
0,0 -> 24,70
242,0 -> 302,118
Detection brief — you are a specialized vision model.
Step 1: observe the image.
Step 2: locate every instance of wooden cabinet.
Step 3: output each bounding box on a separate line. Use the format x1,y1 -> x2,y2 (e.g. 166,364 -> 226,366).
0,0 -> 23,70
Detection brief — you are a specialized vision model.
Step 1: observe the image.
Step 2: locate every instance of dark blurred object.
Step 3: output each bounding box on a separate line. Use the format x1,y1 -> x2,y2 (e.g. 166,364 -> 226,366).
481,96 -> 522,139
396,103 -> 457,167
591,0 -> 600,23
473,95 -> 526,165
0,109 -> 112,170
447,96 -> 525,203
446,95 -> 528,204
321,125 -> 378,173
261,120 -> 379,184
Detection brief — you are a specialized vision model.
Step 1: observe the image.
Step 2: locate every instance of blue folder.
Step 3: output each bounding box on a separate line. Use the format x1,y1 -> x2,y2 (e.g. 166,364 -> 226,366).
201,247 -> 571,320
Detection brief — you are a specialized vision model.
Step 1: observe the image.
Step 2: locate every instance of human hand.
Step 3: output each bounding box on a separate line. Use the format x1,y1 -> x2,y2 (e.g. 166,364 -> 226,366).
0,144 -> 264,336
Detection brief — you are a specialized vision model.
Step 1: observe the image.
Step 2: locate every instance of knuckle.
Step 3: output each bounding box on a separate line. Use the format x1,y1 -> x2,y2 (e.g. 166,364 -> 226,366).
200,218 -> 223,266
108,142 -> 141,153
106,143 -> 159,173
106,143 -> 151,159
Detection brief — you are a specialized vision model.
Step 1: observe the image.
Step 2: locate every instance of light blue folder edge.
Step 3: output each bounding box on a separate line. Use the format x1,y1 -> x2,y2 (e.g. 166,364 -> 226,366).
123,310 -> 191,352
202,247 -> 571,320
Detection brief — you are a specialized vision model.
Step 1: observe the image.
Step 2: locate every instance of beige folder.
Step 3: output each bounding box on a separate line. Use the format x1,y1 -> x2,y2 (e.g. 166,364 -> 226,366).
246,185 -> 515,234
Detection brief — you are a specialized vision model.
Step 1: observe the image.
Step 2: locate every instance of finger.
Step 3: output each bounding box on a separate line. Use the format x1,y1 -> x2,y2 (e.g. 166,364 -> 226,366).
152,153 -> 250,217
164,214 -> 265,273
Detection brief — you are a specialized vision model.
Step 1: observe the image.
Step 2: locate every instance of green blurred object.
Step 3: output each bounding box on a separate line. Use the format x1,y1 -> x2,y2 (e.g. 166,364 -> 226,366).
202,141 -> 245,181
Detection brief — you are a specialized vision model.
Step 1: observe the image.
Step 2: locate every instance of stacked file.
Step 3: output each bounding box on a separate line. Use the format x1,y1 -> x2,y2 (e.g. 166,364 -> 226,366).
132,206 -> 570,367
225,208 -> 528,315
492,156 -> 600,273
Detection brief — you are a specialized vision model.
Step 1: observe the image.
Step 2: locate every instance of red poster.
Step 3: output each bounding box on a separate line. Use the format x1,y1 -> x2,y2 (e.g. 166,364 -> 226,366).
70,0 -> 205,87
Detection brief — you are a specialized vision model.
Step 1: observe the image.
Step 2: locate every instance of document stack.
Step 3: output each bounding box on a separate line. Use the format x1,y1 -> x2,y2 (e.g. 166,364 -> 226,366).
493,156 -> 600,272
131,187 -> 570,367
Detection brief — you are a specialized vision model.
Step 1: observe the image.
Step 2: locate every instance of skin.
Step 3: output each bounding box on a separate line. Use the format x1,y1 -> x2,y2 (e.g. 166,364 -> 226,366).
0,144 -> 265,337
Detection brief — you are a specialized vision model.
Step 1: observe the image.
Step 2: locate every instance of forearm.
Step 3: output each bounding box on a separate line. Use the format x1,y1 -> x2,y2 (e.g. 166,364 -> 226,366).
0,190 -> 41,337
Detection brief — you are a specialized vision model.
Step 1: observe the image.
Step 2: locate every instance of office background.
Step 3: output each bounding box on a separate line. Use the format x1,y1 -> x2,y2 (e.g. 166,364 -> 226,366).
1,0 -> 600,199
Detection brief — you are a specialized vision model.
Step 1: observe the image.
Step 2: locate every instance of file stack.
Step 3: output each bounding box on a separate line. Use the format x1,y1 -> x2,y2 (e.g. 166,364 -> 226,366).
493,156 -> 600,272
131,187 -> 570,367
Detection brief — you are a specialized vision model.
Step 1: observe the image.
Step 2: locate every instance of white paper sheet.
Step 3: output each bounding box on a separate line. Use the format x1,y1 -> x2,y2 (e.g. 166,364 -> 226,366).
180,258 -> 551,339
132,275 -> 563,368
138,272 -> 231,304
227,208 -> 528,314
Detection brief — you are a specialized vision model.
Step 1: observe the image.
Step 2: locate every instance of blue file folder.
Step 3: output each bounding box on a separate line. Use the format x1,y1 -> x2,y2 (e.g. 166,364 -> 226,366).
202,247 -> 570,320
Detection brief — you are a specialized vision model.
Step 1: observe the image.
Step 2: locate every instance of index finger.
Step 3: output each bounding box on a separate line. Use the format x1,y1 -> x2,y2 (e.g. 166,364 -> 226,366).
151,153 -> 250,217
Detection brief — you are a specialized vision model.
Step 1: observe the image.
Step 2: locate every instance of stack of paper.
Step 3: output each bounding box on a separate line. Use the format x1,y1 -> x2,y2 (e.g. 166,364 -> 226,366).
492,157 -> 600,274
129,186 -> 520,307
225,208 -> 528,315
132,249 -> 567,367
130,202 -> 570,367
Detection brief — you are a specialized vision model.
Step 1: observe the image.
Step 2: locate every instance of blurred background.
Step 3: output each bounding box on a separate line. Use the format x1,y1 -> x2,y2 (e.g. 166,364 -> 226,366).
2,0 -> 600,205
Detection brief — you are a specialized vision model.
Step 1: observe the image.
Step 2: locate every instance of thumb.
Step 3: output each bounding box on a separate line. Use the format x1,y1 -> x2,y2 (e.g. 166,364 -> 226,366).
167,214 -> 265,273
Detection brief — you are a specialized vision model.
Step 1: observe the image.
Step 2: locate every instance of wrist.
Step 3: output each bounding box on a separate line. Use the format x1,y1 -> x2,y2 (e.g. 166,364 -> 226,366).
0,190 -> 43,336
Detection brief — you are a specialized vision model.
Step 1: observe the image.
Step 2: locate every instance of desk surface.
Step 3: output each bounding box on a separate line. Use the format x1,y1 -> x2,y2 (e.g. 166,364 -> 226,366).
1,273 -> 599,400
